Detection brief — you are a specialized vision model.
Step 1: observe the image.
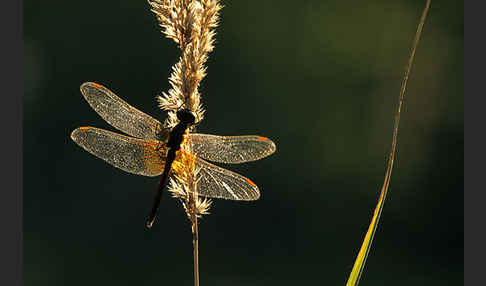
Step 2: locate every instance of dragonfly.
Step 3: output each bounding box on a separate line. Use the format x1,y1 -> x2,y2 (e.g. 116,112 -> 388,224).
70,82 -> 276,227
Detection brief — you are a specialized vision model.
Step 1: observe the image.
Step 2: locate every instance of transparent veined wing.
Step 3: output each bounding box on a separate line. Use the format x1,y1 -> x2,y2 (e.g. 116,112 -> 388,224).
71,127 -> 167,177
80,82 -> 168,141
194,157 -> 260,200
187,134 -> 276,164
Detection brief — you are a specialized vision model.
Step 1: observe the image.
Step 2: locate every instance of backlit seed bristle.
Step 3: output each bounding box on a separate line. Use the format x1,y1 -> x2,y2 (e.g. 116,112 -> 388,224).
168,178 -> 187,199
195,197 -> 212,216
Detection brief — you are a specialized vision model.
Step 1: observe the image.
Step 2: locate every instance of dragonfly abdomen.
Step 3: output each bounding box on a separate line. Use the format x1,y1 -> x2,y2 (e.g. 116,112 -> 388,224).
146,109 -> 196,228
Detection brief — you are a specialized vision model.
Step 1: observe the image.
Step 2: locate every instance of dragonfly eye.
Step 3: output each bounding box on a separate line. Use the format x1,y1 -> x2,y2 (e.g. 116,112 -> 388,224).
176,109 -> 196,125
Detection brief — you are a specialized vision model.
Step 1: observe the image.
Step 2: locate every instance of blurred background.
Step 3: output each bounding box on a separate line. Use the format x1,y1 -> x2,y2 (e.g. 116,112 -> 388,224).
24,0 -> 463,285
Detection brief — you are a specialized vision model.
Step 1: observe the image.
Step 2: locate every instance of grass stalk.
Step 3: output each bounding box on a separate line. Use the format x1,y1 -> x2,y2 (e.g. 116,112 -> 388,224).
192,200 -> 200,286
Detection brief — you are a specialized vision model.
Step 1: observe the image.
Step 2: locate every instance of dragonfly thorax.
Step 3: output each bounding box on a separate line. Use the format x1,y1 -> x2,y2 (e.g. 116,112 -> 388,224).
167,109 -> 195,150
176,109 -> 196,125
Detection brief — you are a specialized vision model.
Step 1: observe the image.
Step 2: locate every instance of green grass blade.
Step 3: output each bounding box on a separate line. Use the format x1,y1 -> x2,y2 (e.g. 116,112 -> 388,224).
345,1 -> 431,285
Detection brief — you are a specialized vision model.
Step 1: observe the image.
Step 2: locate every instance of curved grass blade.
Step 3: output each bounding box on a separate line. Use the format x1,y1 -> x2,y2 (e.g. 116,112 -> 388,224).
345,1 -> 431,285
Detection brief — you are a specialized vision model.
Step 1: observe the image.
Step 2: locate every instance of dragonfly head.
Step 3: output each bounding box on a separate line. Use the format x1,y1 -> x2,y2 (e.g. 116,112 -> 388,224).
176,109 -> 196,125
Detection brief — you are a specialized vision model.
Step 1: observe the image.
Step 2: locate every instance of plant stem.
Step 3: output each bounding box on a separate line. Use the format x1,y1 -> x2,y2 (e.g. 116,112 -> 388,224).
192,197 -> 199,286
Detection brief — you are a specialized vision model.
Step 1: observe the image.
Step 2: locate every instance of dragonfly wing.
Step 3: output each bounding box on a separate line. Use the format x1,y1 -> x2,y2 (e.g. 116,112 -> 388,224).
80,82 -> 169,141
187,133 -> 276,164
194,157 -> 260,200
71,127 -> 166,177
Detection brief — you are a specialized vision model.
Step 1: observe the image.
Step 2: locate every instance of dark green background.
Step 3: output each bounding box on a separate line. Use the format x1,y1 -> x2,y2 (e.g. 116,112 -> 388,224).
24,0 -> 463,285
